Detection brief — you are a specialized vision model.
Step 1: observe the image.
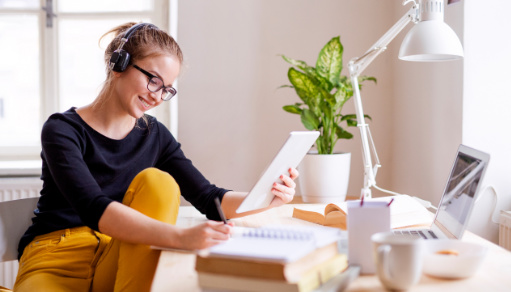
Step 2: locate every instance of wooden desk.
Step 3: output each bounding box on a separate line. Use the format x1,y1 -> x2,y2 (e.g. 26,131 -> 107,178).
151,204 -> 511,292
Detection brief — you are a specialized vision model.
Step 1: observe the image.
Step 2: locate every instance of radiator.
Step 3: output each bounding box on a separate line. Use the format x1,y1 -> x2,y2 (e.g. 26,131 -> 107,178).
0,177 -> 42,289
500,210 -> 511,251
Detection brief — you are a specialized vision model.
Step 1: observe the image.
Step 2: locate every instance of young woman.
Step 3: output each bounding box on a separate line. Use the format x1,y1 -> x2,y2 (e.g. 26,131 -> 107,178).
13,22 -> 298,292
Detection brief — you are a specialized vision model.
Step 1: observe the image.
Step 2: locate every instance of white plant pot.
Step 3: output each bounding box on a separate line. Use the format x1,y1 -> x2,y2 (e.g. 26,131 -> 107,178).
297,152 -> 351,203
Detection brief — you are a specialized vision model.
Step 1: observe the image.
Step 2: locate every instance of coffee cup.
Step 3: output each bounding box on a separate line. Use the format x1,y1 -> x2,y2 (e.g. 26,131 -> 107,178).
371,232 -> 423,290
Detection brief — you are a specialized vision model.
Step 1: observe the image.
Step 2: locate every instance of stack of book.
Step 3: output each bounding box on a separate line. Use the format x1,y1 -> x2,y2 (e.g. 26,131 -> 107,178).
195,225 -> 348,292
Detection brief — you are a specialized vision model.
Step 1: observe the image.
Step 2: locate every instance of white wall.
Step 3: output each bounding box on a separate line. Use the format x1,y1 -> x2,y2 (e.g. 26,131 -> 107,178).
177,0 -> 394,195
463,1 -> 511,243
176,0 -> 504,243
391,2 -> 464,206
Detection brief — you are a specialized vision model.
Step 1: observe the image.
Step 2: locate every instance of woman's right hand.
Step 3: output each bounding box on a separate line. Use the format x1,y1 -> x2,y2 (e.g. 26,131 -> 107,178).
176,221 -> 233,250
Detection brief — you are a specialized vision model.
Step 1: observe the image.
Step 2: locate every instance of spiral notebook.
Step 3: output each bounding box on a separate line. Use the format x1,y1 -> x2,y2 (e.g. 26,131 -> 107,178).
206,225 -> 343,263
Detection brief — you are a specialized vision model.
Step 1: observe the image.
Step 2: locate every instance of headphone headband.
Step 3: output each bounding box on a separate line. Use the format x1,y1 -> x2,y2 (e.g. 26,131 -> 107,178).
123,23 -> 154,41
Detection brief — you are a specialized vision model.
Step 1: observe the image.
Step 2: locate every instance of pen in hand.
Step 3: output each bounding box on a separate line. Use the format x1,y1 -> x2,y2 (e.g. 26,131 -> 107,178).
214,197 -> 228,224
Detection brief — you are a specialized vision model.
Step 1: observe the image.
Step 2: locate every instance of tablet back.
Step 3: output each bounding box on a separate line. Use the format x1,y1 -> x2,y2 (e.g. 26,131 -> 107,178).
236,131 -> 319,213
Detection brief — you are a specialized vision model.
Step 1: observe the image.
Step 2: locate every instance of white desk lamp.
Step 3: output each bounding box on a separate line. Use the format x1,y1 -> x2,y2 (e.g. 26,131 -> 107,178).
348,0 -> 463,199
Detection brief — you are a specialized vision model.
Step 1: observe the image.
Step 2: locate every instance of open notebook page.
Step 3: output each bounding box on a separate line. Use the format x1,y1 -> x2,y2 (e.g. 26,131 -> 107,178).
206,225 -> 343,263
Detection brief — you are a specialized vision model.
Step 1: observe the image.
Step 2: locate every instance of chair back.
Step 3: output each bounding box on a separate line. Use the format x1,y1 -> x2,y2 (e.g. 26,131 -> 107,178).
0,197 -> 38,262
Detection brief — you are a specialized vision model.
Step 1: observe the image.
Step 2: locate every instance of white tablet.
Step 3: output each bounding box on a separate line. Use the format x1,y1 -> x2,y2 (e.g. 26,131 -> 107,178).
236,131 -> 320,213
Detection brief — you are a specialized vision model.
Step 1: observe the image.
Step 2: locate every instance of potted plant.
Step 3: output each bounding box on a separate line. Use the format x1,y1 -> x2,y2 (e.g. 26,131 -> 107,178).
281,36 -> 376,202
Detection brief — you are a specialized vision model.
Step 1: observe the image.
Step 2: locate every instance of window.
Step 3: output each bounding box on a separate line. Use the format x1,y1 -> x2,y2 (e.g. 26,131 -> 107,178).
0,0 -> 177,160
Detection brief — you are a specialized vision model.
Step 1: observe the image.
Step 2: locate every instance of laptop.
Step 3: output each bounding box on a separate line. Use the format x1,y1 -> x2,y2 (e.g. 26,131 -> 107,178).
395,144 -> 490,239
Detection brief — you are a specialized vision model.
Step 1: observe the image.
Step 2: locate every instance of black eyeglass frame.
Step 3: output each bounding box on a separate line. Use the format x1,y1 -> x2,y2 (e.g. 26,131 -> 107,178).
132,64 -> 177,101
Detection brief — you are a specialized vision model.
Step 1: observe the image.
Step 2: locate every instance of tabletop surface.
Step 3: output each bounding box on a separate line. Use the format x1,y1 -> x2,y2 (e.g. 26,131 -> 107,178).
150,204 -> 511,292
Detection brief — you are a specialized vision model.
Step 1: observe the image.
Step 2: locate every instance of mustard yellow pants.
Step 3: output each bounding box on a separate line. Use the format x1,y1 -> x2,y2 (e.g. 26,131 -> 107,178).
13,168 -> 180,292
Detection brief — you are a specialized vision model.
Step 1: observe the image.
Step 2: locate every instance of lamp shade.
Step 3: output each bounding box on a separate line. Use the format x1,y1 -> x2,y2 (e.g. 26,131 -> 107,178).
399,20 -> 463,62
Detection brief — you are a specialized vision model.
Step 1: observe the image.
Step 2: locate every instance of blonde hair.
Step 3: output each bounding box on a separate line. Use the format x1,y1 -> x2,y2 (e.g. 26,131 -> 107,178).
94,22 -> 183,112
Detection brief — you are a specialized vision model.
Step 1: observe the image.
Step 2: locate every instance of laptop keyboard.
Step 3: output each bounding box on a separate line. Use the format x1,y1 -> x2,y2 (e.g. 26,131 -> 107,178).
393,229 -> 438,240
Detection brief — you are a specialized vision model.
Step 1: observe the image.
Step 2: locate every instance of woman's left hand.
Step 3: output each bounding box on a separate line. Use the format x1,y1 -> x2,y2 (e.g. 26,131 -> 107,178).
269,168 -> 299,208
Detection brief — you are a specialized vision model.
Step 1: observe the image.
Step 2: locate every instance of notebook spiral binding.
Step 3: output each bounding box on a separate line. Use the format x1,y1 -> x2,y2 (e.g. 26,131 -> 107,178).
239,227 -> 314,241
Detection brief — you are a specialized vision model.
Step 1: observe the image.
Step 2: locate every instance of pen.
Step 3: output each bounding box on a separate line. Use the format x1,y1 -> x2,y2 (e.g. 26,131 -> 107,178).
360,196 -> 364,207
214,197 -> 228,224
387,198 -> 394,207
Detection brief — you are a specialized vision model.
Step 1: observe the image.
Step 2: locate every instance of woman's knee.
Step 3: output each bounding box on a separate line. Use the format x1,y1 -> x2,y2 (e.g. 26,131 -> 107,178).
124,168 -> 181,213
135,168 -> 175,185
133,167 -> 181,197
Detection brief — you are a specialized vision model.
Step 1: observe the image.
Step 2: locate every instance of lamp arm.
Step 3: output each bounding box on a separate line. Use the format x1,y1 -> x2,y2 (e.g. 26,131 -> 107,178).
347,2 -> 419,199
349,5 -> 418,77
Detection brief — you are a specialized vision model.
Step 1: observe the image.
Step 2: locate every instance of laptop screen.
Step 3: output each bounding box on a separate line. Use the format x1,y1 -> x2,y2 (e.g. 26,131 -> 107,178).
434,146 -> 489,238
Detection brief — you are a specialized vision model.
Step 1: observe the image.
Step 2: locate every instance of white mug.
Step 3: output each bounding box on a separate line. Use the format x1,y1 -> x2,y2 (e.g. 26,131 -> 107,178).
371,232 -> 423,290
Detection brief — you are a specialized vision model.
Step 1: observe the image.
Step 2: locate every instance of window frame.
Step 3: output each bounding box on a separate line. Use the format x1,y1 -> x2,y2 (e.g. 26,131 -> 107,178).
0,0 -> 178,161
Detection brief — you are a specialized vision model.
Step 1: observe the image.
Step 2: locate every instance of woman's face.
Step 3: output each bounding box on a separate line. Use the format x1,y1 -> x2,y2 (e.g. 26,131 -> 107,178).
113,54 -> 181,119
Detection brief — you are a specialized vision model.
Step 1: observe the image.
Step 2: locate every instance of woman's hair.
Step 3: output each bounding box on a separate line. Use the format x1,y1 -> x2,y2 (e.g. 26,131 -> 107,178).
94,22 -> 183,111
102,22 -> 183,76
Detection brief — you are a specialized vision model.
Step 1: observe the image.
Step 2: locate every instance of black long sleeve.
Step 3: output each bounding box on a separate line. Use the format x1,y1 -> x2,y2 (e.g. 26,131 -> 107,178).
18,108 -> 228,259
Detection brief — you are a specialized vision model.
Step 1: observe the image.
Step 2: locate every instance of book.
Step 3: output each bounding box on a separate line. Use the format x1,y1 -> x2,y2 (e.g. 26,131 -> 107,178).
195,242 -> 343,282
292,195 -> 434,230
292,203 -> 347,229
197,253 -> 348,292
205,224 -> 343,263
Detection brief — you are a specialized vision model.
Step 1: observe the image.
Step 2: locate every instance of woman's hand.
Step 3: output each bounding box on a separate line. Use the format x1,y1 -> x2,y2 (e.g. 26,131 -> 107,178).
269,167 -> 299,208
175,221 -> 233,250
220,168 -> 299,219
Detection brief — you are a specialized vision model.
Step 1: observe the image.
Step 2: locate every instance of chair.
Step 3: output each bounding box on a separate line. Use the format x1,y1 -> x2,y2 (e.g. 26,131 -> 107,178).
0,197 -> 39,290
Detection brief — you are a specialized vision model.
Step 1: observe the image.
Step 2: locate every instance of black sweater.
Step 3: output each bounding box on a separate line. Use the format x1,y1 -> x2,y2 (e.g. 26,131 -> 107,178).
18,108 -> 228,259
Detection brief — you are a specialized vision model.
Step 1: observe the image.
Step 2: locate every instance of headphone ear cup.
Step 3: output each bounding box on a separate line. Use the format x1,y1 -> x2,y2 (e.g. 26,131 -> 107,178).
110,50 -> 131,72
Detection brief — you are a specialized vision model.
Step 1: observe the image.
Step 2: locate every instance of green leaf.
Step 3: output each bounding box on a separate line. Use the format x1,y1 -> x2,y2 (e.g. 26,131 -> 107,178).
338,78 -> 354,97
316,36 -> 343,88
340,114 -> 357,127
301,109 -> 320,130
336,125 -> 353,139
333,87 -> 349,109
281,55 -> 316,76
324,91 -> 337,108
281,55 -> 308,69
341,114 -> 372,126
357,76 -> 377,90
288,67 -> 321,108
282,105 -> 302,114
359,76 -> 377,84
346,118 -> 357,127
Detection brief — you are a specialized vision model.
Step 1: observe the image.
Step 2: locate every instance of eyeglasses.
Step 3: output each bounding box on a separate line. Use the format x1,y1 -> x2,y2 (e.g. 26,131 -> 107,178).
132,65 -> 177,101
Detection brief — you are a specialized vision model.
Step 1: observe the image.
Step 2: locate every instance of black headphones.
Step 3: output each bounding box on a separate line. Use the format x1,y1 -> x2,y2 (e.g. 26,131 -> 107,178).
109,23 -> 157,72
